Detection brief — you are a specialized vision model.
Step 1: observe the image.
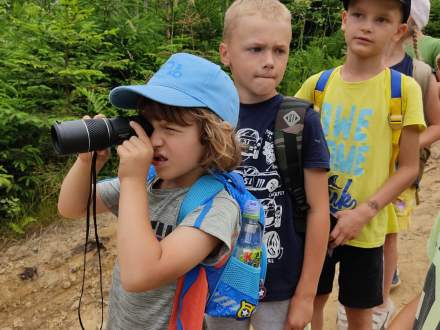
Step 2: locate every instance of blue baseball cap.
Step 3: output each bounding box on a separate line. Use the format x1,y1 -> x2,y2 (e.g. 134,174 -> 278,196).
109,53 -> 239,128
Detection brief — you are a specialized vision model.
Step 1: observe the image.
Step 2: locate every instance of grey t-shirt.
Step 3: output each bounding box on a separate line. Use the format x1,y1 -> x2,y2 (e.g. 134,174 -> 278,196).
99,177 -> 240,330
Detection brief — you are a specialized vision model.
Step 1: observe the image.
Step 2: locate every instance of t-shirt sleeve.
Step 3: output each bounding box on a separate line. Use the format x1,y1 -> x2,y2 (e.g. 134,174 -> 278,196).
294,73 -> 321,102
98,177 -> 121,216
402,75 -> 426,130
302,107 -> 330,170
179,190 -> 240,266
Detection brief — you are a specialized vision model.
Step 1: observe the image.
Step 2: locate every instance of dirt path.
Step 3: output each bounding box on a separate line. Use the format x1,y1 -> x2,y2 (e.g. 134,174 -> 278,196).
1,142 -> 440,330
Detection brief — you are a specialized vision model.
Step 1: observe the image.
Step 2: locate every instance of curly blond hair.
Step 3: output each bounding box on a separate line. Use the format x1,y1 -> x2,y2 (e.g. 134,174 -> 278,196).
138,100 -> 242,172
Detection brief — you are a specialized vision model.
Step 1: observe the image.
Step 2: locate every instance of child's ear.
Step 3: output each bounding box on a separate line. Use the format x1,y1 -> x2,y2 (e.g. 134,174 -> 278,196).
341,10 -> 347,32
219,42 -> 231,67
392,23 -> 408,43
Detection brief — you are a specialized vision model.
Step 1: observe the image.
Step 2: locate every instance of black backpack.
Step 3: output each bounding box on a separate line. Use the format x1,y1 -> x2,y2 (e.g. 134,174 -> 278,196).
274,96 -> 312,233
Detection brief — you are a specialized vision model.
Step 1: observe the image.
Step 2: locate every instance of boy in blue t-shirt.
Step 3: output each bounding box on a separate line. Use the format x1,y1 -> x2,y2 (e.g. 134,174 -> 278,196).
206,1 -> 330,329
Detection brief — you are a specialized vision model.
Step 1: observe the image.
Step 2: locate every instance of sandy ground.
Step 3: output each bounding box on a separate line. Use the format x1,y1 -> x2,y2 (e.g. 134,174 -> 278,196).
1,141 -> 439,330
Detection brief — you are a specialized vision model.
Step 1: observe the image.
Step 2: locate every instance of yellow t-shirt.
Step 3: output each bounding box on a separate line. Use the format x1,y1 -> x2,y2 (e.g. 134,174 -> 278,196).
295,66 -> 425,248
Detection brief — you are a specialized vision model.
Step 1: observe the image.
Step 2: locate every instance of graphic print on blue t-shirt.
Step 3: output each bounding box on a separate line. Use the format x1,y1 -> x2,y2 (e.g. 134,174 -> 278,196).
236,128 -> 285,261
235,94 -> 330,301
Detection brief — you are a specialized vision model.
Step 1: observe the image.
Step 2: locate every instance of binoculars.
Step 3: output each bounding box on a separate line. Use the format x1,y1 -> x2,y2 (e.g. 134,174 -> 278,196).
51,116 -> 153,155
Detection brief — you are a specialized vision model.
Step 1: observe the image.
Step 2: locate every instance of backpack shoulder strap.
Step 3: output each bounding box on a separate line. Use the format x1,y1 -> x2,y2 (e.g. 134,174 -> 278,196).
313,68 -> 336,111
147,166 -> 156,183
389,68 -> 404,174
177,175 -> 224,226
169,174 -> 225,330
148,169 -> 223,227
274,96 -> 311,233
413,58 -> 432,103
213,171 -> 265,230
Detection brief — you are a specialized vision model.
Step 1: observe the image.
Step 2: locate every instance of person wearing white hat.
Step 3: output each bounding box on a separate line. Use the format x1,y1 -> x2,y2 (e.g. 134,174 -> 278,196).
406,0 -> 440,71
411,0 -> 430,31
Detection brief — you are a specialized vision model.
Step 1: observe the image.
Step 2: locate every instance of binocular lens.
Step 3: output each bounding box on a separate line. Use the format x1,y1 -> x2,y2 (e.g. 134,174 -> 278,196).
51,119 -> 112,155
51,116 -> 153,155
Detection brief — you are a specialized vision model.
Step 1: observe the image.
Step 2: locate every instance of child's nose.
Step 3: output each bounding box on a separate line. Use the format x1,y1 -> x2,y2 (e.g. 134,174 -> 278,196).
360,19 -> 373,33
263,52 -> 275,69
150,130 -> 163,147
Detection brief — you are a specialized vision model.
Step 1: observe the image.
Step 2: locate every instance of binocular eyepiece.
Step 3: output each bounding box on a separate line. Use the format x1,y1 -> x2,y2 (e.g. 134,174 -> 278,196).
51,116 -> 153,155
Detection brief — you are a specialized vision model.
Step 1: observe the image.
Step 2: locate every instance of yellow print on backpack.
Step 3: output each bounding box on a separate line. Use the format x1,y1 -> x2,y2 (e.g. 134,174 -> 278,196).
236,300 -> 256,319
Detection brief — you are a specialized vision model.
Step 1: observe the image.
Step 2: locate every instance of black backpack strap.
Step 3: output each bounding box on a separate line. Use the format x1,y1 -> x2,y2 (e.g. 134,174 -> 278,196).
274,96 -> 311,233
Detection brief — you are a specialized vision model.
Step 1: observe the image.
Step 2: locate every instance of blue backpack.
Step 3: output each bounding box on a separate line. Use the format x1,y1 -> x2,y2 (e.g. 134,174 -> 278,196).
147,169 -> 267,330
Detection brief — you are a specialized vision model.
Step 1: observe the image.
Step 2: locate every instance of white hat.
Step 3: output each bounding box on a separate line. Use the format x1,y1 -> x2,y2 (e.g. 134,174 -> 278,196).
411,0 -> 431,30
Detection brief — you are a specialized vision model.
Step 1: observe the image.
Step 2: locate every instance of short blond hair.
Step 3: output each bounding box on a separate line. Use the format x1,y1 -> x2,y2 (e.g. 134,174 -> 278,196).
139,100 -> 242,172
223,0 -> 291,41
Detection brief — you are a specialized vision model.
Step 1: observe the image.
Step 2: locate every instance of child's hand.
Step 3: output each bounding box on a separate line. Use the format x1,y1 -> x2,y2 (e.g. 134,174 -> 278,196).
117,121 -> 153,181
77,114 -> 111,166
329,204 -> 375,247
284,294 -> 313,330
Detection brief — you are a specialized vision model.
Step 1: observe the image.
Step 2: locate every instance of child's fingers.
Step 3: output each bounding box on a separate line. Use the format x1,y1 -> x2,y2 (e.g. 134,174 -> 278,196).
329,225 -> 340,242
116,144 -> 125,156
331,233 -> 345,248
128,135 -> 149,149
330,224 -> 350,247
82,114 -> 106,120
120,139 -> 137,153
117,139 -> 151,160
130,121 -> 149,143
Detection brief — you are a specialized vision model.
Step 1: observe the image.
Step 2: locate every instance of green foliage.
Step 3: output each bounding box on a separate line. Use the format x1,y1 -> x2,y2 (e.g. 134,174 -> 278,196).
0,0 -> 125,116
280,31 -> 345,95
287,0 -> 343,49
0,106 -> 48,228
1,0 -> 438,235
425,1 -> 440,37
8,216 -> 37,235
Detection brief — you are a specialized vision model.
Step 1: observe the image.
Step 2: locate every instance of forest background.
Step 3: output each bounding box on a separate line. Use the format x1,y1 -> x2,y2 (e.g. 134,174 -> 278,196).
1,0 -> 440,235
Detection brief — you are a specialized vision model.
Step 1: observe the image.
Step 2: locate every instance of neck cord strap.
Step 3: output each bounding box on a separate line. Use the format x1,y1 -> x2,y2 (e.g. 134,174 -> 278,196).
78,152 -> 104,330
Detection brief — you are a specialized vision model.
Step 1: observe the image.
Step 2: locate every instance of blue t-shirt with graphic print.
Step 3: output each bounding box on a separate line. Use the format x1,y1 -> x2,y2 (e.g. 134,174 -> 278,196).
235,94 -> 330,301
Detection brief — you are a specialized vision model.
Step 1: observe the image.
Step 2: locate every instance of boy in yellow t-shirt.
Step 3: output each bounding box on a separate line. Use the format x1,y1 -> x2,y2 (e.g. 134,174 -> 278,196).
295,0 -> 425,329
